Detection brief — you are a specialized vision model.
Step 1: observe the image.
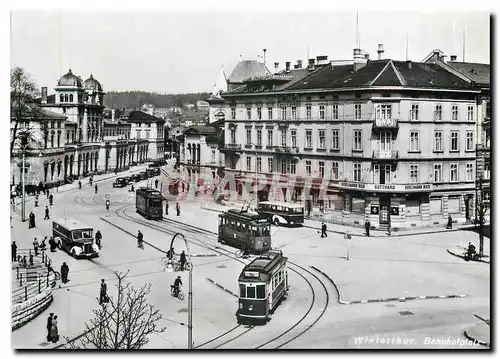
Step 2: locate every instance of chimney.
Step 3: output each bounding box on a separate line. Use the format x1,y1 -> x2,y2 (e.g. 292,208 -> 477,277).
111,109 -> 116,121
308,58 -> 315,70
353,48 -> 368,72
316,55 -> 329,65
285,61 -> 291,72
377,44 -> 384,60
297,60 -> 303,68
450,55 -> 457,62
406,60 -> 412,70
274,62 -> 280,74
41,87 -> 47,104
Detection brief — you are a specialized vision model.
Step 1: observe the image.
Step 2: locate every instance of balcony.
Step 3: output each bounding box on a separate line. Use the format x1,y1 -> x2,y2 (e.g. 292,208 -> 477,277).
220,143 -> 241,154
372,149 -> 399,160
372,118 -> 399,129
273,146 -> 299,154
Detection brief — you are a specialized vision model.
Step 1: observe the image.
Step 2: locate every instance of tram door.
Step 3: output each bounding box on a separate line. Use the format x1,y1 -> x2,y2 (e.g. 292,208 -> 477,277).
379,196 -> 390,225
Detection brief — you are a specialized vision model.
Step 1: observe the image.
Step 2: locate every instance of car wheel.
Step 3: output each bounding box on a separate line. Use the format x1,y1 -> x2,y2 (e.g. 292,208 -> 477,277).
274,218 -> 279,226
56,239 -> 62,249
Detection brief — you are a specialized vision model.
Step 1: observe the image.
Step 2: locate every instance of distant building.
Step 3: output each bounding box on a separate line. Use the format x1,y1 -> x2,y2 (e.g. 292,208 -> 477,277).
196,100 -> 210,111
185,103 -> 195,111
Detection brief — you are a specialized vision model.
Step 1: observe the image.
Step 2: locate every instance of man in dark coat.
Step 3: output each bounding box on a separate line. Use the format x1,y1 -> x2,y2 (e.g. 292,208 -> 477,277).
60,262 -> 69,284
95,184 -> 98,194
49,193 -> 54,206
44,206 -> 50,220
99,279 -> 108,305
365,220 -> 371,237
446,215 -> 453,229
49,236 -> 57,252
176,202 -> 180,216
11,241 -> 17,262
29,211 -> 36,228
180,250 -> 187,271
95,230 -> 102,249
46,313 -> 54,341
155,178 -> 159,189
33,237 -> 39,256
321,223 -> 327,238
165,201 -> 169,215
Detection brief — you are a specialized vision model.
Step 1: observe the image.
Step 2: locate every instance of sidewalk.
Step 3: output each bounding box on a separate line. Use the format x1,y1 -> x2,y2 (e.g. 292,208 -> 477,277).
464,322 -> 490,346
447,245 -> 490,264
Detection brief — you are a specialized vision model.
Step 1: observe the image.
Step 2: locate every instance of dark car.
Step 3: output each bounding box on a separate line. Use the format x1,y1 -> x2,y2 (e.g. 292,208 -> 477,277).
112,178 -> 128,188
130,174 -> 141,182
138,171 -> 148,180
122,176 -> 133,184
145,169 -> 156,178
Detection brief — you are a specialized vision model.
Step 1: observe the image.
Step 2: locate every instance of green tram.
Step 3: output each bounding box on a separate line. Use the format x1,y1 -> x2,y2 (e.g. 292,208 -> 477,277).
218,209 -> 272,254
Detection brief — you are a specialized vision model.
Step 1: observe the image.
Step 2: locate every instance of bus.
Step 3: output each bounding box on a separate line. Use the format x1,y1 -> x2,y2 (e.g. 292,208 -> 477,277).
218,209 -> 272,254
52,219 -> 100,259
257,201 -> 305,227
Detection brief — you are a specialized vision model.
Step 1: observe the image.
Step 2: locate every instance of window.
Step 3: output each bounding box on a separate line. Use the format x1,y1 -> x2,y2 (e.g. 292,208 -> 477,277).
69,94 -> 73,102
318,161 -> 325,178
290,162 -> 296,174
332,130 -> 339,150
256,285 -> 266,299
451,105 -> 458,121
318,130 -> 326,149
332,104 -> 339,120
305,160 -> 311,176
410,104 -> 419,121
280,159 -> 287,174
354,104 -> 362,120
280,130 -> 287,147
319,104 -> 325,120
353,163 -> 362,182
281,105 -> 287,120
268,158 -> 274,172
434,131 -> 443,152
246,156 -> 251,171
450,163 -> 458,182
410,131 -> 420,152
305,129 -> 312,148
231,107 -> 236,120
66,132 -> 70,143
230,128 -> 236,144
246,107 -> 252,120
466,163 -> 473,181
60,94 -> 64,103
353,130 -> 362,150
466,131 -> 474,151
377,104 -> 392,120
57,133 -> 60,147
291,106 -> 297,120
145,131 -> 150,139
64,94 -> 69,102
351,196 -> 365,213
212,150 -> 216,163
268,107 -> 273,120
384,165 -> 391,184
246,286 -> 256,299
410,164 -> 419,183
291,129 -> 297,147
306,104 -> 312,120
257,157 -> 262,172
467,105 -> 474,122
433,164 -> 442,183
450,131 -> 459,152
332,162 -> 339,179
246,129 -> 252,145
267,129 -> 273,147
257,107 -> 262,120
256,129 -> 262,146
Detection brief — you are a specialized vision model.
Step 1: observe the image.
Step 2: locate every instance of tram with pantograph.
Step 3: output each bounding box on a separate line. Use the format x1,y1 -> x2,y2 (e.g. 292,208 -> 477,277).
236,250 -> 289,324
218,209 -> 272,254
136,187 -> 163,220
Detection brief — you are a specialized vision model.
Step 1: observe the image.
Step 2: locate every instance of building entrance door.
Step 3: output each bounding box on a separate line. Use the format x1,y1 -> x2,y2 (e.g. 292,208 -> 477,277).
379,196 -> 391,224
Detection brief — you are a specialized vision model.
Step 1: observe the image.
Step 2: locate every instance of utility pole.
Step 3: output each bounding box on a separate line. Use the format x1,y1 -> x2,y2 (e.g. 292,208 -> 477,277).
478,175 -> 485,256
21,146 -> 26,222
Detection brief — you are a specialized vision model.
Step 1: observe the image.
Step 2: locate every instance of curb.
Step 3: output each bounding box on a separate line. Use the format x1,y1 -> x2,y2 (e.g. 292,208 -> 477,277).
464,326 -> 490,347
206,277 -> 238,298
309,265 -> 467,305
447,249 -> 490,264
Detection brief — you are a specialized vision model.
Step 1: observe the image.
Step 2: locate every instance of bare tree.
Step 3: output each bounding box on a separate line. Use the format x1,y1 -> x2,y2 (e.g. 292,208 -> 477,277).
67,271 -> 166,349
10,67 -> 40,157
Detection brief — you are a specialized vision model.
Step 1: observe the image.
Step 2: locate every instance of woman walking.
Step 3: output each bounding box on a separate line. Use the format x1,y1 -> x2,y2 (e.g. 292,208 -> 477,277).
50,315 -> 59,343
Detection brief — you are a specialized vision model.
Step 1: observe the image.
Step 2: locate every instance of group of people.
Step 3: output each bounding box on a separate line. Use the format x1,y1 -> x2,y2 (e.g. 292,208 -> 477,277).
164,201 -> 181,216
46,313 -> 59,343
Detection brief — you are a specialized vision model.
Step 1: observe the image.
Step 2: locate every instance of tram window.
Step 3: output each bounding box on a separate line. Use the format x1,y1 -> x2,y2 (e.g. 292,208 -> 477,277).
256,285 -> 266,299
247,286 -> 256,299
239,284 -> 246,298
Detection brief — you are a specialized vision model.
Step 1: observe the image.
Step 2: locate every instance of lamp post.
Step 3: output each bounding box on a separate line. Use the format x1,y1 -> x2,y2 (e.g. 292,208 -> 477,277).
165,233 -> 193,349
21,145 -> 26,222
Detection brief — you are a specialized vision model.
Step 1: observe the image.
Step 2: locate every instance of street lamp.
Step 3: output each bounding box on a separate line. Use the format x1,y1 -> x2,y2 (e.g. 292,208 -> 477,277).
165,233 -> 193,350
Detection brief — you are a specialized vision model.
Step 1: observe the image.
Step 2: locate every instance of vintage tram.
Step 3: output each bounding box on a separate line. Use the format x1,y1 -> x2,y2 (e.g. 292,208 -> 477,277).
136,187 -> 163,220
236,250 -> 289,324
218,209 -> 272,254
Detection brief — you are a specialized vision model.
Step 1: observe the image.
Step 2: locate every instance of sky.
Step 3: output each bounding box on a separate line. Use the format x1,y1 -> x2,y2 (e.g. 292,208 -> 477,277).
10,11 -> 491,94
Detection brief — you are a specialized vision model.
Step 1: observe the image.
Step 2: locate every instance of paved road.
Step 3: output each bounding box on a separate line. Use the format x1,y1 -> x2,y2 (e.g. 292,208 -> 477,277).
11,165 -> 490,349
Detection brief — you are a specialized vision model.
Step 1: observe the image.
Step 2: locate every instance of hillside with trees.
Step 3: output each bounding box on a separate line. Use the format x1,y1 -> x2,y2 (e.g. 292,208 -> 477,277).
103,91 -> 211,109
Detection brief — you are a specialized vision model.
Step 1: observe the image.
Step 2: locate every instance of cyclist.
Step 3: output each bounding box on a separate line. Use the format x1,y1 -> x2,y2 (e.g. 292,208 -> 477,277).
137,230 -> 144,249
172,276 -> 183,298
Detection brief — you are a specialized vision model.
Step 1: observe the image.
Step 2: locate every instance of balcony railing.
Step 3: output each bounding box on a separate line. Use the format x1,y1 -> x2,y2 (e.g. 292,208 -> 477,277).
221,143 -> 241,152
372,149 -> 399,160
372,117 -> 399,129
273,146 -> 299,154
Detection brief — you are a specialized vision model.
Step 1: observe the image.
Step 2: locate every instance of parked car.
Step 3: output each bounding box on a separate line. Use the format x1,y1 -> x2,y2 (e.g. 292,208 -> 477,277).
122,176 -> 133,184
138,171 -> 148,180
145,169 -> 156,178
130,174 -> 141,182
112,178 -> 128,188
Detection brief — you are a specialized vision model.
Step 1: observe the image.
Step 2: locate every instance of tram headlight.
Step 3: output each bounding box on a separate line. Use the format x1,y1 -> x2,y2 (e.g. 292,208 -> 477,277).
239,303 -> 243,309
249,305 -> 253,311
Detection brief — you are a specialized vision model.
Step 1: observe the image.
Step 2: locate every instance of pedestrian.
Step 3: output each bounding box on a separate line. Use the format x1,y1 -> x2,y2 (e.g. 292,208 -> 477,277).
49,236 -> 57,252
155,178 -> 159,189
44,206 -> 50,220
29,211 -> 36,229
137,230 -> 144,249
95,230 -> 102,249
34,194 -> 39,207
33,237 -> 39,256
29,253 -> 34,267
11,241 -> 17,262
46,313 -> 54,342
78,180 -> 82,190
22,255 -> 28,267
365,220 -> 371,237
176,202 -> 180,216
99,279 -> 108,305
50,315 -> 59,343
165,201 -> 169,215
60,262 -> 69,284
95,184 -> 98,194
321,222 -> 327,238
46,189 -> 50,199
180,250 -> 187,271
446,214 -> 453,229
41,236 -> 47,251
49,193 -> 53,206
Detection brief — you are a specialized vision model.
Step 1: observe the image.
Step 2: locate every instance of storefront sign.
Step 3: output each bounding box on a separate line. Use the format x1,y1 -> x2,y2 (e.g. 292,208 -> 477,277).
374,184 -> 396,190
404,184 -> 431,190
370,205 -> 379,215
341,182 -> 366,189
338,182 -> 433,192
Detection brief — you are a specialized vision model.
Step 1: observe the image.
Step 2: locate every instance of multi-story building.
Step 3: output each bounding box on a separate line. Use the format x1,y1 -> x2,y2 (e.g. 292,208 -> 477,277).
220,47 -> 480,230
126,110 -> 165,162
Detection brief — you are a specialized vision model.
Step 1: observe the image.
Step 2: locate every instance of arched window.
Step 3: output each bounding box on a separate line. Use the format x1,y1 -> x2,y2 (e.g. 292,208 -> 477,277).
64,94 -> 69,102
69,94 -> 73,102
60,94 -> 64,103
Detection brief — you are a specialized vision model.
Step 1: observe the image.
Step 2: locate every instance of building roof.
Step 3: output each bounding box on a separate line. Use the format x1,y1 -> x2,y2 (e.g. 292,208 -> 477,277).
57,69 -> 82,87
446,62 -> 490,86
13,104 -> 67,120
227,60 -> 271,83
184,125 -> 216,136
83,74 -> 104,92
126,110 -> 165,123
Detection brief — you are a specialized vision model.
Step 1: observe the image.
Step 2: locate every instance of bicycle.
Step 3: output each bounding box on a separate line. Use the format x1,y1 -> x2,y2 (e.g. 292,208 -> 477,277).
170,285 -> 184,300
235,249 -> 250,259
